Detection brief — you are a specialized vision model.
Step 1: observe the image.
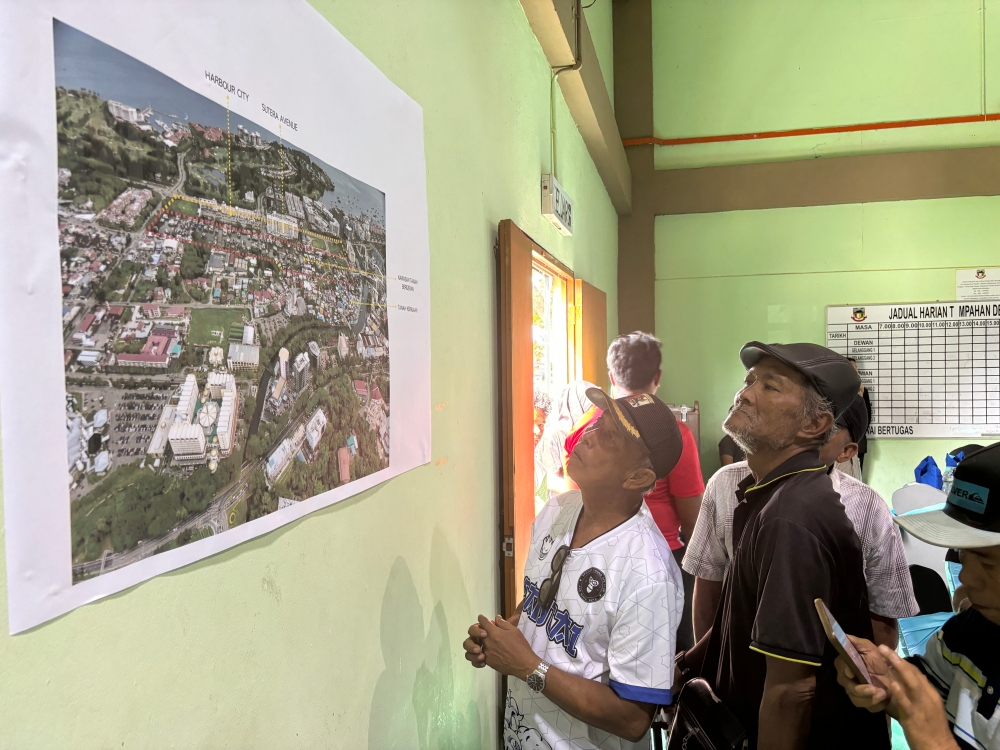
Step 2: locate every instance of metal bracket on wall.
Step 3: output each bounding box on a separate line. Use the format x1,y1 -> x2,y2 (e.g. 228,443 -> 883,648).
503,537 -> 515,558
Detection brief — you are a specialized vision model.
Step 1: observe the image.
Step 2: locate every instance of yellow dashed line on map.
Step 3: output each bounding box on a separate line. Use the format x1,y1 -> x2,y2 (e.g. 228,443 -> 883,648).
279,124 -> 286,216
226,95 -> 233,217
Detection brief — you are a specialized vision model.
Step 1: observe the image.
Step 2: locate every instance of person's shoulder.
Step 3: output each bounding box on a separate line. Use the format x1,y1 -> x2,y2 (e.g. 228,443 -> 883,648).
535,490 -> 582,528
834,471 -> 889,509
714,461 -> 750,479
834,469 -> 876,494
621,508 -> 682,583
706,461 -> 750,489
764,467 -> 846,527
773,463 -> 836,498
940,607 -> 1000,674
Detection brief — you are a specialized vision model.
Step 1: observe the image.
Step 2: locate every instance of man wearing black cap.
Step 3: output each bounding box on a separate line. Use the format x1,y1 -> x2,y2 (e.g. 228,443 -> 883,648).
838,441 -> 1000,750
675,342 -> 890,750
464,389 -> 685,749
684,393 -> 917,647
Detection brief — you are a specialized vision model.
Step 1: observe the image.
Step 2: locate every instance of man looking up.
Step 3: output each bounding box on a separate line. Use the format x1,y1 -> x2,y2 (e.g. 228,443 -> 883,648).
563,332 -> 704,651
465,389 -> 685,749
676,342 -> 889,750
684,394 -> 917,645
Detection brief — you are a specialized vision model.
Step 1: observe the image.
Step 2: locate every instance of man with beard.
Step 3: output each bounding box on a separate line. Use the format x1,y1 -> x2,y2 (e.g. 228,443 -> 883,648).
674,342 -> 889,750
683,394 -> 916,646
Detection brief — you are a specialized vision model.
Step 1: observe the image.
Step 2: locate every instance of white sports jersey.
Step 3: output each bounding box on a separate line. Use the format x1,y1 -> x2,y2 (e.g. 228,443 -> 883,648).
505,491 -> 683,750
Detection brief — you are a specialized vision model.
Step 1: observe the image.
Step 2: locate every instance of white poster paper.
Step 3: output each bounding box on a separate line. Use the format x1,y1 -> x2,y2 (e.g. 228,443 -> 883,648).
957,267 -> 1000,301
827,303 -> 1000,439
0,1 -> 430,633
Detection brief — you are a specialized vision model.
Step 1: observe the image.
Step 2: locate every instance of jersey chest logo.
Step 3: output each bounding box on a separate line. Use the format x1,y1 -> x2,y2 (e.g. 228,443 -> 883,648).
577,568 -> 606,603
522,577 -> 584,658
538,535 -> 555,559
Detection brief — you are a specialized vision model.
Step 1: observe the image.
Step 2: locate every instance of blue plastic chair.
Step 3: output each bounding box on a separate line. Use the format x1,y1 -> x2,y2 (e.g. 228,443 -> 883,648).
898,612 -> 952,658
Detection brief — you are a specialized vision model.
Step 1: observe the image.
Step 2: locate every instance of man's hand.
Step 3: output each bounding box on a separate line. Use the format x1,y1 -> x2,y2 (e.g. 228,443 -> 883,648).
464,603 -> 525,671
878,646 -> 959,750
835,636 -> 891,712
463,621 -> 489,669
479,614 -> 541,680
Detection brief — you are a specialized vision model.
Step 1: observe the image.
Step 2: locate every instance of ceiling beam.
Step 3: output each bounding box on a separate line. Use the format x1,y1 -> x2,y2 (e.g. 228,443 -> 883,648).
520,0 -> 632,214
650,146 -> 1000,215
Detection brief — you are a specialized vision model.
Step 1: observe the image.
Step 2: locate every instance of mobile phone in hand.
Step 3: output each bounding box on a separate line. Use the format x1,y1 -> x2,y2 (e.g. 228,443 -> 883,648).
814,598 -> 873,685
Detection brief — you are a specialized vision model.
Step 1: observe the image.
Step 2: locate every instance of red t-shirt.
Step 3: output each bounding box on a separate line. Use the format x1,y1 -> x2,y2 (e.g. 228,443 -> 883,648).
563,407 -> 704,550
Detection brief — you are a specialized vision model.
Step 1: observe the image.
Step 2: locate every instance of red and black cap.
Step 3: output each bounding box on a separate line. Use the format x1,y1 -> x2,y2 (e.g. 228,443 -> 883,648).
895,442 -> 1000,549
739,341 -> 861,420
585,388 -> 683,480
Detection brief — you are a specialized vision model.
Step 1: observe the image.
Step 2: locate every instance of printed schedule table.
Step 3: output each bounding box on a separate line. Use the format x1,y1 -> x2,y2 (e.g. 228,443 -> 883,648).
827,302 -> 1000,438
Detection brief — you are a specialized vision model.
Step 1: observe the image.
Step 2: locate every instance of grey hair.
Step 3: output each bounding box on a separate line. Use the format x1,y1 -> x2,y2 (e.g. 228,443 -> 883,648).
802,384 -> 837,444
607,332 -> 662,391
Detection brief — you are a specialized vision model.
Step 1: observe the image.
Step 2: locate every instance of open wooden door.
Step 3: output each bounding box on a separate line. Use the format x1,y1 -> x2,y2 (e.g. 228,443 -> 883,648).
497,220 -> 537,618
575,279 -> 608,391
496,222 -> 607,618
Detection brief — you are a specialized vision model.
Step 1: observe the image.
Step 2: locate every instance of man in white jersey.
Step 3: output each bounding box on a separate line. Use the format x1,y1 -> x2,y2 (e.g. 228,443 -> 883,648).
684,394 -> 917,646
464,389 -> 685,749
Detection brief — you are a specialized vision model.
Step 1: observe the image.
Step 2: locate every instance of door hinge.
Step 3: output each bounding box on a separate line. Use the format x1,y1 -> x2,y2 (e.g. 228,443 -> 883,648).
503,537 -> 514,557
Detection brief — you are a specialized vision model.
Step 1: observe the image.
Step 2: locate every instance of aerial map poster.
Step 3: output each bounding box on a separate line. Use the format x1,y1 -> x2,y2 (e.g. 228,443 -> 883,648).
0,1 -> 430,633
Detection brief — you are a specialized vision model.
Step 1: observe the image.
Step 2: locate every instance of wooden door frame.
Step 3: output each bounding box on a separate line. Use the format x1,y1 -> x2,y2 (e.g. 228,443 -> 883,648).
497,220 -> 579,619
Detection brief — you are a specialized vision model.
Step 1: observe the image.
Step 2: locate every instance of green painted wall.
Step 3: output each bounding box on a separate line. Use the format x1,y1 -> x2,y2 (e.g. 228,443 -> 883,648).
655,196 -> 999,502
0,2 -> 618,747
584,0 -> 615,108
652,0 -> 1000,169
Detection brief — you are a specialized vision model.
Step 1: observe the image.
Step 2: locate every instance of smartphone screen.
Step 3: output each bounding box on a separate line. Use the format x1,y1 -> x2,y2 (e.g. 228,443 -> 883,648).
814,598 -> 872,685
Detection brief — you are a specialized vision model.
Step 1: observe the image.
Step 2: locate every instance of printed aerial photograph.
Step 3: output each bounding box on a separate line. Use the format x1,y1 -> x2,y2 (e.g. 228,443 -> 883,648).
54,19 -> 389,581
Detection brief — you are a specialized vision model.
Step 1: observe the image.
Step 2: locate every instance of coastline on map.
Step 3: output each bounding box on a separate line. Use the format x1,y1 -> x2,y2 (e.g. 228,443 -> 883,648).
55,19 -> 389,583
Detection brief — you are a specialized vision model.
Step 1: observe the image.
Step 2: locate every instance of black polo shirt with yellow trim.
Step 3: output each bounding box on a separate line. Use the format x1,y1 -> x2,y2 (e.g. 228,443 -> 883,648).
701,450 -> 889,750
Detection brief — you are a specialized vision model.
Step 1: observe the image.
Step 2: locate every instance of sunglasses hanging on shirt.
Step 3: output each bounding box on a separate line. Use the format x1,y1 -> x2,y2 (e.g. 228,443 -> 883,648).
537,544 -> 571,611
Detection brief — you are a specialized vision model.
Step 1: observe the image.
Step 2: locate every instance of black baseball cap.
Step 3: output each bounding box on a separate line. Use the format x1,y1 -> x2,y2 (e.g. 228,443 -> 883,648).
585,388 -> 683,480
740,342 -> 861,420
895,442 -> 1000,549
836,394 -> 870,444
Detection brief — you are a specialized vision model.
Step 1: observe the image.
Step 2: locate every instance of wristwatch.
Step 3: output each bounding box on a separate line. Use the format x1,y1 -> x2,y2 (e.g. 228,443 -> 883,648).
526,660 -> 551,694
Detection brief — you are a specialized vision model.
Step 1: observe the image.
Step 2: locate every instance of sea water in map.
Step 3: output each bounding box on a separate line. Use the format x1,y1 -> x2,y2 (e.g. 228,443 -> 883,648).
55,19 -> 390,583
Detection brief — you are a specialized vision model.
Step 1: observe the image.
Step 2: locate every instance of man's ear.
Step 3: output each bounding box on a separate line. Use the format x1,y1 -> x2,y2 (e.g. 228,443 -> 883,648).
799,410 -> 835,444
837,441 -> 859,464
653,369 -> 662,389
623,467 -> 656,492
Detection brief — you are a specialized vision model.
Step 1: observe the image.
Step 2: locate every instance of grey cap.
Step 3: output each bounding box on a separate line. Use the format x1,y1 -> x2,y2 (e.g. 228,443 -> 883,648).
740,341 -> 861,420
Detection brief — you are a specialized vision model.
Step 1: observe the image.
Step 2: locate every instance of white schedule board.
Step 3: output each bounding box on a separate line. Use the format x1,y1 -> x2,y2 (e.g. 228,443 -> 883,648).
827,303 -> 1000,439
0,0 -> 430,633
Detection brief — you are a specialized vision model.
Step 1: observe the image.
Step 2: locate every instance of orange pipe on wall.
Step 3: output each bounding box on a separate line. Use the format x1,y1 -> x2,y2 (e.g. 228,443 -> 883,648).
623,112 -> 1000,147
